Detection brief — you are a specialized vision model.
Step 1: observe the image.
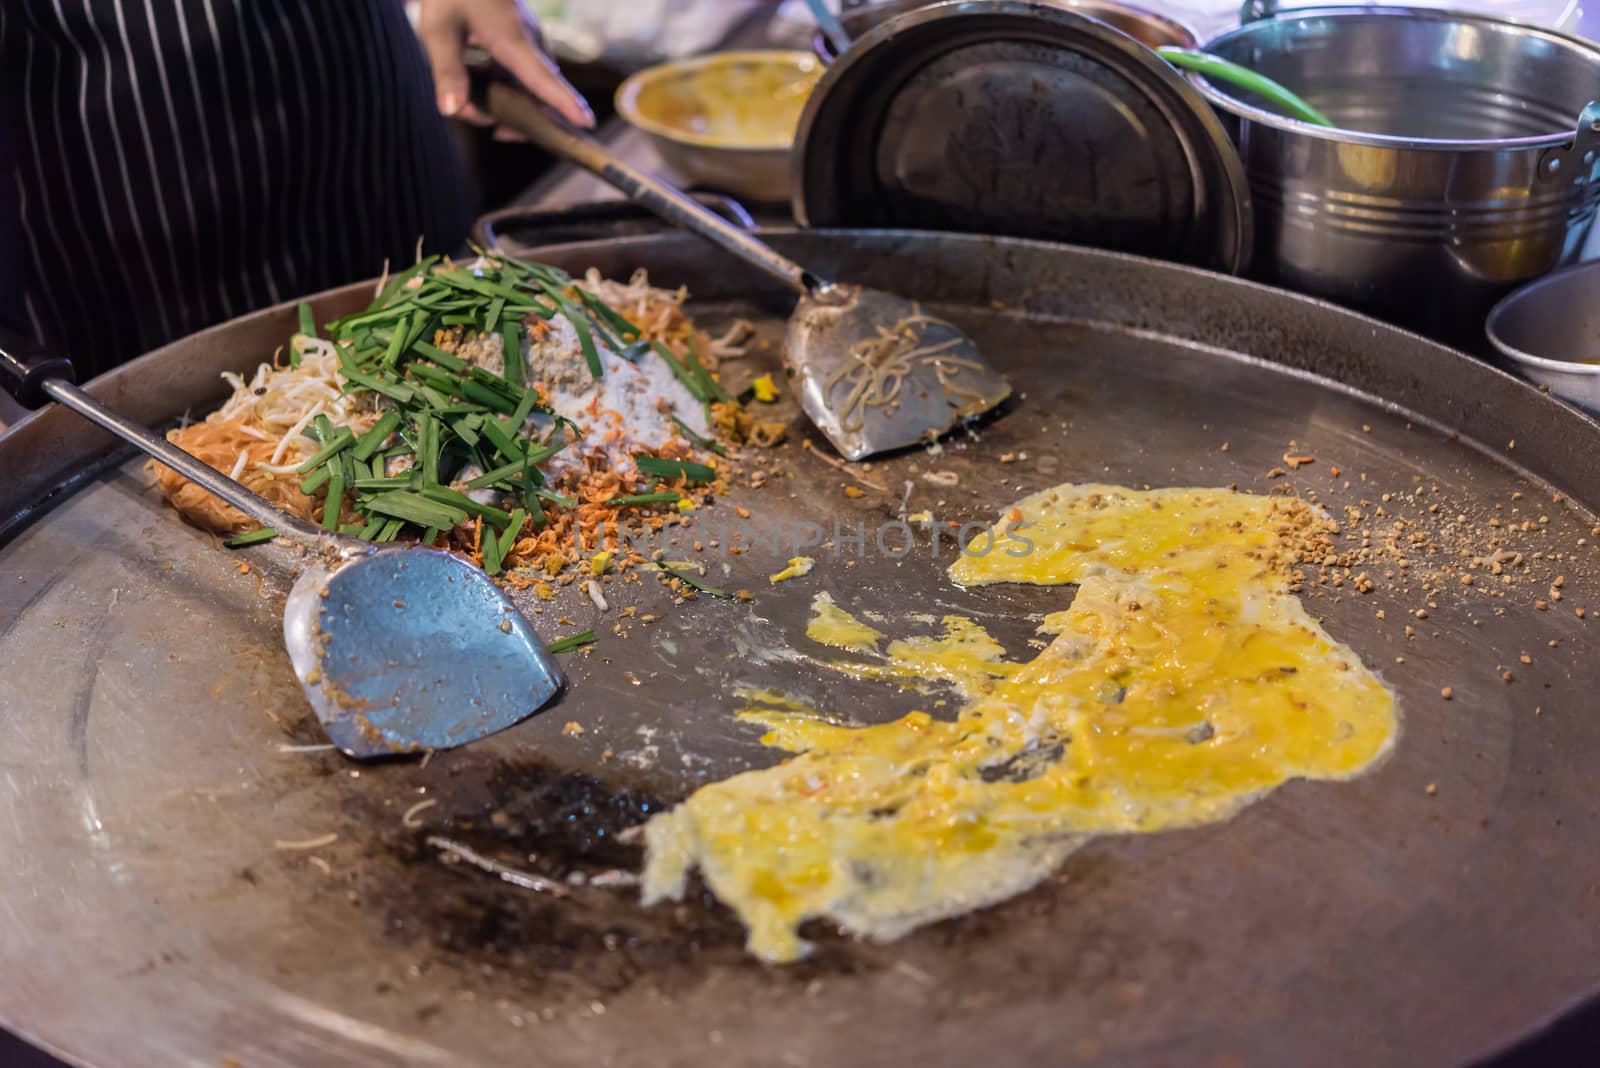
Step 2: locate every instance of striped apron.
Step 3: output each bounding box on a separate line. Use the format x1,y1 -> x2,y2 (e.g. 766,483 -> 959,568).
0,0 -> 472,378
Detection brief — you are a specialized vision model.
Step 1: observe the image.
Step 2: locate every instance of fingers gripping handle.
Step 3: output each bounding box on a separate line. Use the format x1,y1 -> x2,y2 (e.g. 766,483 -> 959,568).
463,46 -> 819,297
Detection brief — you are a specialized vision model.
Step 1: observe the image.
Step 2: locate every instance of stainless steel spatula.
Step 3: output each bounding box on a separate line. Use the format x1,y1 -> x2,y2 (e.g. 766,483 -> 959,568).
0,337 -> 561,759
469,56 -> 1011,460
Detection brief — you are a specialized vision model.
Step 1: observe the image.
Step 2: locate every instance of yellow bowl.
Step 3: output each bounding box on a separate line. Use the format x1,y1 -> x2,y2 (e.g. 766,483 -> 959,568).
615,51 -> 824,204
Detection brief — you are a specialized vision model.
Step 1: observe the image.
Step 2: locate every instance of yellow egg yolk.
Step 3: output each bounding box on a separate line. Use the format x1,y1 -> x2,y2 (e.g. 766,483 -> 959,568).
642,484 -> 1399,962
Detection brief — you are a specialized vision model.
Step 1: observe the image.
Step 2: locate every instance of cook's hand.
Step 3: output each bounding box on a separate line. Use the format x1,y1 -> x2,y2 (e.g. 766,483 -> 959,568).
419,0 -> 595,130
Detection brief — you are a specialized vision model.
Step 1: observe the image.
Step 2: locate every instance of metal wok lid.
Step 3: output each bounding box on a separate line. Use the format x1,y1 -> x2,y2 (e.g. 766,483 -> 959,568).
792,0 -> 1252,273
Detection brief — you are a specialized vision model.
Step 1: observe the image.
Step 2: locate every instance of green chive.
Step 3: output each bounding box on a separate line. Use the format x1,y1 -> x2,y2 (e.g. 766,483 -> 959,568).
382,312 -> 411,368
669,413 -> 727,456
299,464 -> 332,495
403,312 -> 434,354
575,288 -> 642,342
338,366 -> 415,404
652,341 -> 708,403
419,485 -> 512,526
415,384 -> 454,409
297,301 -> 317,340
498,508 -> 527,559
482,520 -> 505,575
460,379 -> 517,415
322,463 -> 346,532
546,630 -> 596,654
651,560 -> 730,598
500,385 -> 539,435
481,416 -> 525,463
536,488 -> 577,509
635,455 -> 716,483
338,522 -> 365,536
606,491 -> 682,507
465,436 -> 565,489
407,363 -> 464,397
353,475 -> 411,491
364,490 -> 466,529
412,338 -> 466,371
331,301 -> 413,336
419,413 -> 440,486
372,256 -> 438,308
502,318 -> 525,387
521,465 -> 546,527
352,410 -> 401,461
450,414 -> 481,447
572,315 -> 602,378
685,335 -> 730,403
295,427 -> 355,475
357,516 -> 387,541
222,527 -> 278,549
375,518 -> 406,543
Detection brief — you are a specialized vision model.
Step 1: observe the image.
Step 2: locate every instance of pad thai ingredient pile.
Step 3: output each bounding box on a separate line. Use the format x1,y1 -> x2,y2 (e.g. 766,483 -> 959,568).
154,253 -> 775,579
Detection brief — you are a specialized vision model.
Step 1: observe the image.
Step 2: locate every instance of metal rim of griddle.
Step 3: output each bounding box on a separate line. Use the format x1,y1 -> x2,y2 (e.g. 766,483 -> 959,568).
6,230 -> 1588,531
5,230 -> 1600,1068
790,0 -> 1254,275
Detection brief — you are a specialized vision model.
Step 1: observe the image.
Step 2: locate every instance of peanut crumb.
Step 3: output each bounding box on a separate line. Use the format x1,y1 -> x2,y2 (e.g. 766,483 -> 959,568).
1440,687 -> 1453,700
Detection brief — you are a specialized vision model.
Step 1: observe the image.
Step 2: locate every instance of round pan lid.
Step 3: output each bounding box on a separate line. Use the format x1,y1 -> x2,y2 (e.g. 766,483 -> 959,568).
791,0 -> 1253,274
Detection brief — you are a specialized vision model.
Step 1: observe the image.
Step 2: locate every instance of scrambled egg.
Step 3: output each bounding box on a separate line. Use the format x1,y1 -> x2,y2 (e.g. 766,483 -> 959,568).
643,484 -> 1399,961
769,556 -> 816,583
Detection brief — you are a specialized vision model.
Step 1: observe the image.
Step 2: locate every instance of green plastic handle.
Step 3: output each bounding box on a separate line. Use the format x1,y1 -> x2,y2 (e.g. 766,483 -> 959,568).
1158,46 -> 1335,128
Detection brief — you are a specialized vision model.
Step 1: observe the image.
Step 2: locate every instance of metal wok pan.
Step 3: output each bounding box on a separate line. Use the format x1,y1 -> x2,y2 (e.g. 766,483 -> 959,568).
3,230 -> 1600,1068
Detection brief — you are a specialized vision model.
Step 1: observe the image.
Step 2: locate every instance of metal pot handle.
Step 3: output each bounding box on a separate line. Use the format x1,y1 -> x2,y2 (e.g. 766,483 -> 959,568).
1536,101 -> 1600,185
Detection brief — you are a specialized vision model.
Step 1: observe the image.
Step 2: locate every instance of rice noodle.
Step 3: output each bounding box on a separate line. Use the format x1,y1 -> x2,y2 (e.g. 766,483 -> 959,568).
823,312 -> 983,432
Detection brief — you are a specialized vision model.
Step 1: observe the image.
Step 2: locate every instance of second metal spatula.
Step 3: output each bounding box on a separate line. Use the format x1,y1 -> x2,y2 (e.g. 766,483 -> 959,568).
468,53 -> 1011,461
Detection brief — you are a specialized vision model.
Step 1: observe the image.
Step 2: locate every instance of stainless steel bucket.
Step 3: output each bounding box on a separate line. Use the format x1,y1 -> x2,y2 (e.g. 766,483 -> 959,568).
1193,7 -> 1600,347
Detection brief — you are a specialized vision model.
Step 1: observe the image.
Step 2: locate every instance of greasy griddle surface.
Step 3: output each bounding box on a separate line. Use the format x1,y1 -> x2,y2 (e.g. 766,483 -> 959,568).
4,239 -> 1600,1068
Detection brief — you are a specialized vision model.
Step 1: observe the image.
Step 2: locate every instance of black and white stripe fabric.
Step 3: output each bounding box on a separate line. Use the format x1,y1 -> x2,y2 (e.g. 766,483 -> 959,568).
0,1 -> 472,378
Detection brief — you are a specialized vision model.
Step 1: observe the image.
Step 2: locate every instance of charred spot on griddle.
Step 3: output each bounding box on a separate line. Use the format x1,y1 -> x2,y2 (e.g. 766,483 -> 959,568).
347,757 -> 846,998
979,734 -> 1067,783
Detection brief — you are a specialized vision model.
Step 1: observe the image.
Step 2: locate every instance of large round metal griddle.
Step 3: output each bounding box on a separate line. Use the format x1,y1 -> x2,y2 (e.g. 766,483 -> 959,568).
4,231 -> 1600,1068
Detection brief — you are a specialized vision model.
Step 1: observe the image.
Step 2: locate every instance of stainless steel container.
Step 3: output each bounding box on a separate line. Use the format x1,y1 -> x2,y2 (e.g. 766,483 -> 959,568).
1193,7 -> 1600,346
1487,260 -> 1600,414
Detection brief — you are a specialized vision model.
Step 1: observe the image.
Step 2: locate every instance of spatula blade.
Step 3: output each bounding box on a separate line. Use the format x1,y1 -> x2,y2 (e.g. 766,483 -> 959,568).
282,548 -> 562,759
785,286 -> 1011,460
